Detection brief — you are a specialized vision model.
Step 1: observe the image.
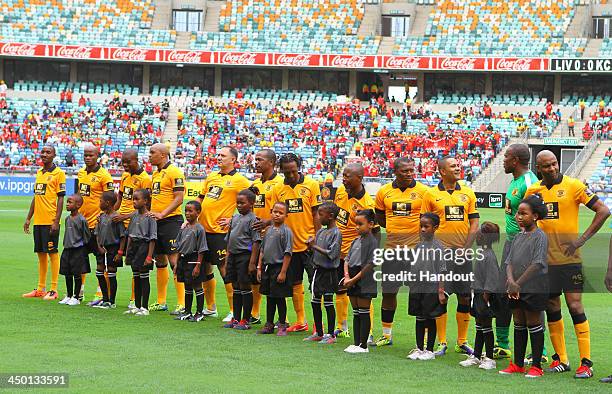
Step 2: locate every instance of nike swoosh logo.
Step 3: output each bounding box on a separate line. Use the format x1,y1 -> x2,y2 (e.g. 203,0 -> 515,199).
436,198 -> 443,202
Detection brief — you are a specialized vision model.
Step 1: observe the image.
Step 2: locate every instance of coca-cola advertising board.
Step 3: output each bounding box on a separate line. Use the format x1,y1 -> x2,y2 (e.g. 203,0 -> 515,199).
491,58 -> 547,72
109,47 -> 158,62
382,56 -> 430,70
164,50 -> 212,64
0,42 -> 47,57
327,55 -> 376,68
217,52 -> 268,66
53,45 -> 102,60
436,57 -> 486,70
273,53 -> 321,67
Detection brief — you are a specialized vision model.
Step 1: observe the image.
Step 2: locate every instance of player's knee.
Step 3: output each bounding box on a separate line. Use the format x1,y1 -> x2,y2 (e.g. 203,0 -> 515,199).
96,264 -> 105,272
547,297 -> 561,311
107,267 -> 117,273
567,300 -> 584,315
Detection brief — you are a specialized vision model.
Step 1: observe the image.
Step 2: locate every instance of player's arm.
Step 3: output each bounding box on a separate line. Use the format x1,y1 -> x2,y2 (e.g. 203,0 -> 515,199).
605,235 -> 612,292
53,195 -> 64,234
256,243 -> 265,282
312,183 -> 322,232
114,188 -> 123,211
374,190 -> 386,228
195,178 -> 207,204
157,189 -> 184,220
278,253 -> 291,283
463,192 -> 480,248
23,197 -> 35,234
569,199 -> 610,255
95,223 -> 105,254
312,206 -> 321,232
145,239 -> 156,266
249,241 -> 260,275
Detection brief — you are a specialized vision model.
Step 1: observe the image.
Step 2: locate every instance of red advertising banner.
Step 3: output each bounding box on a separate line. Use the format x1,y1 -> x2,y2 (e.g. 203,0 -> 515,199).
109,47 -> 159,62
273,53 -> 322,67
0,42 -> 47,57
327,54 -> 376,68
53,44 -> 103,60
490,57 -> 547,72
217,52 -> 268,66
436,57 -> 487,70
164,49 -> 212,64
382,55 -> 431,70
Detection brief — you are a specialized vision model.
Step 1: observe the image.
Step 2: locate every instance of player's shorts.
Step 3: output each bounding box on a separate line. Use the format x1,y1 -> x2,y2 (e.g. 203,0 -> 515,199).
33,225 -> 60,253
443,252 -> 473,297
336,260 -> 346,294
381,234 -> 417,293
85,230 -> 105,266
176,252 -> 206,283
346,265 -> 377,299
311,266 -> 338,297
408,291 -> 445,319
288,250 -> 314,285
260,264 -> 292,298
509,293 -> 548,312
155,215 -> 183,256
101,244 -> 123,268
470,292 -> 497,319
225,252 -> 252,284
205,232 -> 227,266
127,239 -> 153,271
548,264 -> 584,298
60,246 -> 89,276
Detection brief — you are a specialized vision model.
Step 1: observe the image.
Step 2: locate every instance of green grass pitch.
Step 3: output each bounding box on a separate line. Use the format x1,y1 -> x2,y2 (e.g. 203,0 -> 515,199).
1,196 -> 611,392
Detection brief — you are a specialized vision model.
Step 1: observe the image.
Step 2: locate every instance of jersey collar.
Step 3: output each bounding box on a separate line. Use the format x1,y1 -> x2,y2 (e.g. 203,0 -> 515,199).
86,165 -> 101,174
262,172 -> 278,182
543,173 -> 563,189
437,181 -> 461,192
41,164 -> 56,174
392,179 -> 416,191
284,173 -> 304,186
347,185 -> 366,200
220,169 -> 237,176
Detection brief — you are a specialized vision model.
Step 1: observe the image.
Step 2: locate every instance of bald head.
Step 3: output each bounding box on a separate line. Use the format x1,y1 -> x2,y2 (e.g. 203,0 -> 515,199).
83,143 -> 100,169
536,150 -> 556,164
508,144 -> 530,166
345,163 -> 364,177
342,163 -> 364,192
83,143 -> 100,156
122,149 -> 138,161
122,148 -> 140,173
535,150 -> 559,183
151,143 -> 169,156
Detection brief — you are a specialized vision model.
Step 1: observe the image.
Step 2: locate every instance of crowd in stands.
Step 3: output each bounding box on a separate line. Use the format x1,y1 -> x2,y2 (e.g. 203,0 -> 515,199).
582,104 -> 612,141
0,95 -> 168,172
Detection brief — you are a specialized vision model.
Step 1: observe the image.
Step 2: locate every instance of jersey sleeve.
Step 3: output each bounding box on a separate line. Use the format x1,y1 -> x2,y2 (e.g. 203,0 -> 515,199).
197,227 -> 209,254
57,170 -> 67,196
573,179 -> 598,208
283,227 -> 293,256
374,188 -> 385,212
148,217 -> 158,240
420,190 -> 433,214
199,177 -> 208,199
238,175 -> 251,191
327,229 -> 342,262
532,231 -> 548,268
311,180 -> 322,208
482,253 -> 500,293
102,170 -> 114,192
141,175 -> 152,191
251,217 -> 262,243
467,190 -> 479,219
524,184 -> 536,198
171,168 -> 185,192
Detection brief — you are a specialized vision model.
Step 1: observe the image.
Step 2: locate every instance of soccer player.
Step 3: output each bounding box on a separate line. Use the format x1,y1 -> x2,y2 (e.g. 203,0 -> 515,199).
525,150 -> 610,379
602,237 -> 612,383
58,194 -> 90,306
113,149 -> 152,310
251,148 -> 283,324
270,153 -> 322,333
94,191 -> 125,308
196,146 -> 251,322
148,143 -> 185,314
497,143 -> 548,362
223,188 -> 262,330
421,156 -> 479,356
23,145 -> 66,300
374,157 -> 428,346
334,163 -> 379,340
77,144 -> 114,305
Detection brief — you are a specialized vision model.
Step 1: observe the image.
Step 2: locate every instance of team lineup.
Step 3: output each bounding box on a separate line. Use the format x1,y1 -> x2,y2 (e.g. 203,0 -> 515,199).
21,142 -> 612,383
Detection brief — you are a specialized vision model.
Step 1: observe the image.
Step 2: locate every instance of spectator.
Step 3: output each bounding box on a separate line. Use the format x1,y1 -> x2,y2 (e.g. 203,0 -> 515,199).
0,80 -> 7,98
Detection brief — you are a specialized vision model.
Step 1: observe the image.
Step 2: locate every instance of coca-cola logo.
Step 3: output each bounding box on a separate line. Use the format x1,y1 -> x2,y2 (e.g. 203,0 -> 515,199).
277,54 -> 313,67
111,48 -> 149,61
221,52 -> 258,65
56,45 -> 93,59
439,58 -> 477,70
330,55 -> 367,68
496,58 -> 533,71
167,50 -> 201,63
0,43 -> 38,57
386,56 -> 421,69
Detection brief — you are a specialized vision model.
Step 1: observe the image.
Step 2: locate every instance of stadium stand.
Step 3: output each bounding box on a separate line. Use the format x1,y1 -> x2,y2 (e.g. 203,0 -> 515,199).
393,0 -> 586,56
191,0 -> 380,54
0,0 -> 175,48
13,80 -> 141,95
150,85 -> 209,98
582,107 -> 612,140
223,89 -> 338,103
0,96 -> 167,172
430,93 -> 547,106
560,94 -> 612,107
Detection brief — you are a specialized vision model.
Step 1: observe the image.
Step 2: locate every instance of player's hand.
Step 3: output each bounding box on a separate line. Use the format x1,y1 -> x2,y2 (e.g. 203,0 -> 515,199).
508,291 -> 520,300
50,220 -> 60,235
23,219 -> 31,234
147,212 -> 164,220
605,270 -> 612,293
252,218 -> 269,232
248,263 -> 256,276
257,267 -> 262,282
507,280 -> 520,295
112,214 -> 127,223
563,239 -> 584,257
306,236 -> 314,250
193,264 -> 200,278
98,246 -> 107,255
217,217 -> 231,230
113,254 -> 122,264
277,270 -> 286,283
144,257 -> 153,267
482,292 -> 490,304
344,277 -> 355,289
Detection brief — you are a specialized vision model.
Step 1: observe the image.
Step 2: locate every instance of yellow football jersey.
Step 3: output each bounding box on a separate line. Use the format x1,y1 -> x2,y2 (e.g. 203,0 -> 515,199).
375,180 -> 428,248
151,162 -> 185,218
252,173 -> 283,221
421,182 -> 479,248
77,165 -> 114,228
271,174 -> 322,252
118,169 -> 152,222
334,185 -> 376,255
525,175 -> 597,265
33,165 -> 66,225
198,170 -> 251,233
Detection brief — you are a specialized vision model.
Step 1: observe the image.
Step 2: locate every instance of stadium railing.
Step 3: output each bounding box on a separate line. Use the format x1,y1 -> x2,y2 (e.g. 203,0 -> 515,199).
565,134 -> 599,178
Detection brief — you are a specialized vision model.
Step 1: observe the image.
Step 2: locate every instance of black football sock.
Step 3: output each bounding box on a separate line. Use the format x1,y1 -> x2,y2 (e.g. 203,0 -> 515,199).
232,288 -> 243,322
474,324 -> 484,359
323,294 -> 336,335
425,318 -> 437,351
359,307 -> 371,349
266,297 -> 276,325
65,276 -> 74,298
96,270 -> 109,302
311,296 -> 324,336
133,273 -> 142,309
416,317 -> 426,351
184,284 -> 193,315
73,275 -> 82,299
242,289 -> 253,322
107,271 -> 117,304
352,308 -> 361,347
514,324 -> 528,368
277,298 -> 287,324
483,324 -> 494,359
195,287 -> 204,314
529,324 -> 545,369
140,272 -> 150,309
